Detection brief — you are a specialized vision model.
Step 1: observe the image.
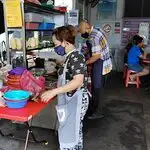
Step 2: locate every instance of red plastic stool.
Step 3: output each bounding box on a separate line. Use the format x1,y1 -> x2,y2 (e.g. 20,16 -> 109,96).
123,64 -> 128,78
125,69 -> 140,88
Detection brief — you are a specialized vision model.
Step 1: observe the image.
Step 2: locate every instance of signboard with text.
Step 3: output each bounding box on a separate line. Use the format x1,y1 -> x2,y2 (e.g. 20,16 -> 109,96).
4,0 -> 22,27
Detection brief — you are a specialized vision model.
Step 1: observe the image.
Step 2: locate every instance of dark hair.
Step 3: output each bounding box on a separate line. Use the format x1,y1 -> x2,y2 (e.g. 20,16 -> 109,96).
66,25 -> 76,36
52,26 -> 75,45
125,35 -> 143,52
133,35 -> 143,45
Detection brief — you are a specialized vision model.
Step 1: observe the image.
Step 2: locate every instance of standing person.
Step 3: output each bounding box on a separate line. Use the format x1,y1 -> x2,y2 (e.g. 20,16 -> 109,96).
41,26 -> 89,150
78,20 -> 112,119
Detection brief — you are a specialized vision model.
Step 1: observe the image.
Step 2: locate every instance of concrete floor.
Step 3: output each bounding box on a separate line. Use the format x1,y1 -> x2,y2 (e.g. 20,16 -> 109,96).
0,72 -> 150,150
104,72 -> 150,150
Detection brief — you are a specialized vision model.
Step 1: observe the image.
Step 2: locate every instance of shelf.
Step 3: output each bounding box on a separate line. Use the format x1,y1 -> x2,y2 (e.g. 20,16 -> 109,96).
26,46 -> 54,51
10,49 -> 23,52
8,28 -> 23,32
26,29 -> 54,32
10,46 -> 54,52
24,2 -> 65,15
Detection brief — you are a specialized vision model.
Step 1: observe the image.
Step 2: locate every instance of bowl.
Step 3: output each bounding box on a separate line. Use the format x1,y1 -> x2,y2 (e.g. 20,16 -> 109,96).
5,99 -> 27,109
4,90 -> 30,101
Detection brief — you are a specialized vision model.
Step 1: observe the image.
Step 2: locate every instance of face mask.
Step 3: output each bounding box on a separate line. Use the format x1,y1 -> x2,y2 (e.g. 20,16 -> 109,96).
81,32 -> 89,39
54,45 -> 66,56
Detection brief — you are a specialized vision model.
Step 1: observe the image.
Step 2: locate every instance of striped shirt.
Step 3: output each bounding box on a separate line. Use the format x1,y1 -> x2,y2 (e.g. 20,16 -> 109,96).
89,28 -> 112,75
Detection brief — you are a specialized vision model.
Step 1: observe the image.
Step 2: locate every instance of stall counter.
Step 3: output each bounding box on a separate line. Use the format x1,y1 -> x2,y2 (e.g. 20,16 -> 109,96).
32,97 -> 57,130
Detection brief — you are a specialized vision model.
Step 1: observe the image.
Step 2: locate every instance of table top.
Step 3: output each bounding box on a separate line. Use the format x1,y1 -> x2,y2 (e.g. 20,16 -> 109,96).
143,59 -> 150,63
0,100 -> 52,122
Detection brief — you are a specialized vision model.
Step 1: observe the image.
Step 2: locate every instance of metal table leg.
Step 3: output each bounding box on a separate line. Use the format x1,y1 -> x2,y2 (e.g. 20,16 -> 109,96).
0,119 -> 48,150
24,120 -> 48,150
24,128 -> 30,150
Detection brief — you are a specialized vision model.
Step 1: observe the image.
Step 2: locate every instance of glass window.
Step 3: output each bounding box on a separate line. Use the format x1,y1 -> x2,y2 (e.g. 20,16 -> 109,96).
96,0 -> 117,20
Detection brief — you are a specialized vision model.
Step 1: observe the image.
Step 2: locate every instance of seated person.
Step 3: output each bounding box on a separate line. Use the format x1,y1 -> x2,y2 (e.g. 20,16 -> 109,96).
127,35 -> 149,81
124,35 -> 144,64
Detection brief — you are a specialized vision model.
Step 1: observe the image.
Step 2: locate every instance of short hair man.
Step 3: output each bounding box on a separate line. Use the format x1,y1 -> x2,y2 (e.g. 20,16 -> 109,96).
78,21 -> 112,119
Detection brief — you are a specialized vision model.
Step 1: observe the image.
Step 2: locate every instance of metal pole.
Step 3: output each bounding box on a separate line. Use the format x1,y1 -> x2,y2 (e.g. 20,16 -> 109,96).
21,0 -> 27,68
72,0 -> 76,9
1,0 -> 11,64
24,120 -> 31,150
141,0 -> 144,17
82,0 -> 85,19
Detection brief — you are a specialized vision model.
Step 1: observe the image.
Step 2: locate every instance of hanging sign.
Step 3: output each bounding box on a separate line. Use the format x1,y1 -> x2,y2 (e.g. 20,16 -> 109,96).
4,0 -> 22,27
139,22 -> 149,45
67,10 -> 79,26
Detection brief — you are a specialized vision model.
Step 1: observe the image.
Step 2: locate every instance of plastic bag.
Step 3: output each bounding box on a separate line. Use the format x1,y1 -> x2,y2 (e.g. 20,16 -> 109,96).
20,70 -> 45,95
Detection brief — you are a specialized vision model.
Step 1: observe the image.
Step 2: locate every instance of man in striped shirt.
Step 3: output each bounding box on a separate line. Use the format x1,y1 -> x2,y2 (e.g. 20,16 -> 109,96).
78,20 -> 112,119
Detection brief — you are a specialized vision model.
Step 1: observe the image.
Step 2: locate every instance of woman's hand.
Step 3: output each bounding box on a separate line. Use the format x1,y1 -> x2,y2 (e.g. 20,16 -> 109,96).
56,59 -> 65,65
41,89 -> 58,103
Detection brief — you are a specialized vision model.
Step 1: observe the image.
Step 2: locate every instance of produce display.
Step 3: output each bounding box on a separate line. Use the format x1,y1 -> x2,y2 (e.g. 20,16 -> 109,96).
10,38 -> 22,50
26,37 -> 39,49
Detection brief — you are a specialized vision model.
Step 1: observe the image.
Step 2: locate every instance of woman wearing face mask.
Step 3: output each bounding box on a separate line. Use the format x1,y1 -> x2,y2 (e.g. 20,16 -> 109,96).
41,26 -> 89,150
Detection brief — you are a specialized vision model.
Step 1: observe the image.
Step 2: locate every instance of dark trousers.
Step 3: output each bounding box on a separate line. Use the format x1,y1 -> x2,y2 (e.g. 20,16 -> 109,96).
88,74 -> 108,115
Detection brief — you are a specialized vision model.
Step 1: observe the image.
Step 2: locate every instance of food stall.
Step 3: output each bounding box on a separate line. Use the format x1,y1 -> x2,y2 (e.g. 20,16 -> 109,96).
0,0 -> 67,131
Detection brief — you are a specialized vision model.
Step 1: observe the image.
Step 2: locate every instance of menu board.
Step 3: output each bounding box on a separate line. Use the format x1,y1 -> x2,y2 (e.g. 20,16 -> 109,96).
139,22 -> 149,45
4,0 -> 22,27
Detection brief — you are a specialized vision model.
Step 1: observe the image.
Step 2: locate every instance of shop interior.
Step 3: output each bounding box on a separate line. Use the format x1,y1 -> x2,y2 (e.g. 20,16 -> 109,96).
0,0 -> 150,150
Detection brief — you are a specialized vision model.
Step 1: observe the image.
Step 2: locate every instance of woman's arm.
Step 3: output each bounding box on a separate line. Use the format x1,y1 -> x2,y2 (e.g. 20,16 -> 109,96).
41,74 -> 84,102
55,74 -> 84,94
139,53 -> 147,59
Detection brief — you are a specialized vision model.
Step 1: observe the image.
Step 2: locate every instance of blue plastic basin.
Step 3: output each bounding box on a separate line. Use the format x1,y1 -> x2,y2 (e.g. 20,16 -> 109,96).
5,100 -> 27,109
4,90 -> 30,101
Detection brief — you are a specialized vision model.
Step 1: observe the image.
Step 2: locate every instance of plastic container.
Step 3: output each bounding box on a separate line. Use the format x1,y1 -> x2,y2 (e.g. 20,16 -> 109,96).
26,23 -> 39,29
7,76 -> 22,90
25,13 -> 43,23
39,23 -> 55,30
4,90 -> 30,109
4,90 -> 30,101
55,6 -> 67,12
5,99 -> 27,109
7,83 -> 21,89
7,75 -> 21,82
43,16 -> 54,23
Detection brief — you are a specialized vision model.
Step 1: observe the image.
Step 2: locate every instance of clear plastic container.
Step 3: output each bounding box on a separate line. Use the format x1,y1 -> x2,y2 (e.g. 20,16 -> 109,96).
26,23 -> 39,29
25,13 -> 44,23
43,16 -> 54,23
